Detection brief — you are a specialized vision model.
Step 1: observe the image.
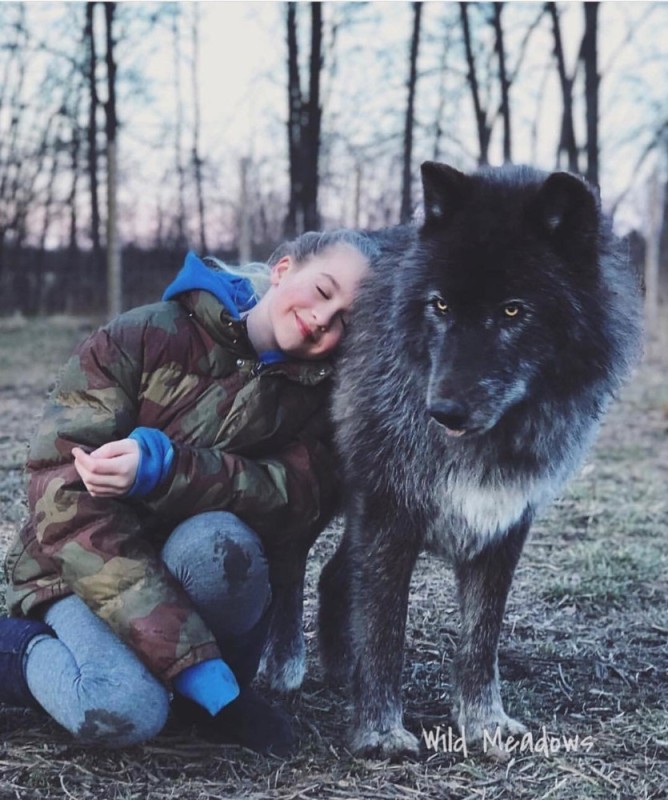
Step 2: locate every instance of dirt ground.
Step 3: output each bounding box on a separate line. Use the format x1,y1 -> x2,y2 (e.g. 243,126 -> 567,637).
0,315 -> 666,800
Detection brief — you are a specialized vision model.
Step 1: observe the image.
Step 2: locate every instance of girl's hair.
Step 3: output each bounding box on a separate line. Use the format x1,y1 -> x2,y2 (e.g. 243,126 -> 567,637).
207,229 -> 378,301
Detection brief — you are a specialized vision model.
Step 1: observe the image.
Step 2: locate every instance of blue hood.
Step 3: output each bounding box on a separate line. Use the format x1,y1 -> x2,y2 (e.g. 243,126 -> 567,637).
163,251 -> 286,365
162,251 -> 257,320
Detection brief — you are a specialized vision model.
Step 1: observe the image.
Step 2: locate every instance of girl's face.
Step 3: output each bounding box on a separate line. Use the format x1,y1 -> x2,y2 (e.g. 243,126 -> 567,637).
267,244 -> 369,360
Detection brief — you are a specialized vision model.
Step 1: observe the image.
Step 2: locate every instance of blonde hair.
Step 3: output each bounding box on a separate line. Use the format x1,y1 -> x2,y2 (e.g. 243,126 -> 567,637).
206,229 -> 378,302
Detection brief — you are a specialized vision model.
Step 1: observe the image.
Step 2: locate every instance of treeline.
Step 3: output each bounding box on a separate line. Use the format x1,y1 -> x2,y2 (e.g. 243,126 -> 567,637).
0,2 -> 666,320
0,245 -> 235,317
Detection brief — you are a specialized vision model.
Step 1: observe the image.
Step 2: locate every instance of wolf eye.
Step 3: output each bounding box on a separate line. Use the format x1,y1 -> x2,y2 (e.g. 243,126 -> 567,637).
432,297 -> 449,315
503,303 -> 522,318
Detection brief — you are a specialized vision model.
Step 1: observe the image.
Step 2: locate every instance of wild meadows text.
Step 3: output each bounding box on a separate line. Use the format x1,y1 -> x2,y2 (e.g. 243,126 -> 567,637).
421,725 -> 595,758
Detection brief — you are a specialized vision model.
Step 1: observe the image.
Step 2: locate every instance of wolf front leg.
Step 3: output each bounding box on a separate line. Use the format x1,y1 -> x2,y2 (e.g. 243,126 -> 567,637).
347,501 -> 424,759
259,549 -> 308,692
453,516 -> 531,745
318,532 -> 355,685
260,512 -> 330,691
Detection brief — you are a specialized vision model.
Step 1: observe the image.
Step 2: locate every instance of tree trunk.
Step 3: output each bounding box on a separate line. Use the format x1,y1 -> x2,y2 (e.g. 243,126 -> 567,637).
645,168 -> 663,343
353,159 -> 363,229
172,7 -> 187,250
546,2 -> 579,173
104,1 -> 121,319
35,116 -> 64,314
0,6 -> 28,286
582,2 -> 599,186
85,2 -> 103,304
460,2 -> 490,166
659,140 -> 668,307
432,18 -> 454,162
191,3 -> 207,253
400,1 -> 422,224
238,157 -> 252,264
285,1 -> 302,237
66,105 -> 81,314
285,2 -> 322,237
493,2 -> 512,164
303,1 -> 322,232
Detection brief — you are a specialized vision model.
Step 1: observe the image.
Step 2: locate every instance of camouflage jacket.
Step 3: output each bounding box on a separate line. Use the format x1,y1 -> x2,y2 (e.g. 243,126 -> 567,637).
4,289 -> 338,683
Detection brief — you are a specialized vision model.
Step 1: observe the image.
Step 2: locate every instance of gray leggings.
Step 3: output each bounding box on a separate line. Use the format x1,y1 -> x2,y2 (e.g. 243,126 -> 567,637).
24,512 -> 271,747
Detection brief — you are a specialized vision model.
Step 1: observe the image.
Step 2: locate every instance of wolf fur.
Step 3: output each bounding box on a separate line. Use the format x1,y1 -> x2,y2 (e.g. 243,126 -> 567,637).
317,162 -> 643,758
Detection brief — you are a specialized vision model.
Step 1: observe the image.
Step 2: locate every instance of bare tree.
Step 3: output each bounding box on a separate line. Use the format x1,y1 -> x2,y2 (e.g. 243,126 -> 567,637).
238,157 -> 252,264
285,1 -> 323,237
645,165 -> 664,342
286,2 -> 303,236
400,2 -> 422,224
546,2 -> 579,173
65,85 -> 83,313
34,114 -> 65,314
460,2 -> 490,166
432,16 -> 454,162
191,4 -> 207,254
492,3 -> 512,164
85,2 -> 103,295
0,6 -> 69,312
171,6 -> 187,250
305,2 -> 323,233
0,6 -> 29,281
582,2 -> 599,186
104,2 -> 121,318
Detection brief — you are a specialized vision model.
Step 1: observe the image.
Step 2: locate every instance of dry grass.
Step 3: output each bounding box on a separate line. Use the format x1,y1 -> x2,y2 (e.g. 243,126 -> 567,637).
0,316 -> 666,800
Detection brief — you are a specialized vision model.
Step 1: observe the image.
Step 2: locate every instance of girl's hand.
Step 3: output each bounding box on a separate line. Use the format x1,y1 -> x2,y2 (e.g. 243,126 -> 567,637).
72,439 -> 140,497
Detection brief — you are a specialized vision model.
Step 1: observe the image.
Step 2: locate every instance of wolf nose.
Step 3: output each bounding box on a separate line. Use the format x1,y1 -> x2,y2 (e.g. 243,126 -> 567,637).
429,399 -> 470,431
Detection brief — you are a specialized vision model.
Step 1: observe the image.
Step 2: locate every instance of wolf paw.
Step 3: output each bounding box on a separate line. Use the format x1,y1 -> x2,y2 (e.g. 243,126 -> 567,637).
458,704 -> 527,760
258,636 -> 306,692
350,725 -> 420,760
462,712 -> 527,741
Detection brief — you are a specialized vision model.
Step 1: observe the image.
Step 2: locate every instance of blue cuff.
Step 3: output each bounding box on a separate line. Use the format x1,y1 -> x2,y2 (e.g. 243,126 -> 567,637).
126,427 -> 174,497
173,658 -> 240,716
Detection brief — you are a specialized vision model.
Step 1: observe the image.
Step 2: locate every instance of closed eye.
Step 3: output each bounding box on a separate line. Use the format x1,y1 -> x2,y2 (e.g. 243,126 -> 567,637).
317,286 -> 330,300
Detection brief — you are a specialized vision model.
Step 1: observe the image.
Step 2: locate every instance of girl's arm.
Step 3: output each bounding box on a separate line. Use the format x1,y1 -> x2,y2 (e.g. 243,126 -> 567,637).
72,425 -> 340,543
139,434 -> 340,539
26,325 -> 221,683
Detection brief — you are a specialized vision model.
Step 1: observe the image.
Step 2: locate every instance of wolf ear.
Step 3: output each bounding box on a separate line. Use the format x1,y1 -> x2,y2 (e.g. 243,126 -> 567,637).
420,162 -> 470,224
535,172 -> 599,258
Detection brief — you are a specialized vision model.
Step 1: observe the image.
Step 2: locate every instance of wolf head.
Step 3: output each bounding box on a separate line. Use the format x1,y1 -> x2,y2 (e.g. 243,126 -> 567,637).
395,162 -> 640,438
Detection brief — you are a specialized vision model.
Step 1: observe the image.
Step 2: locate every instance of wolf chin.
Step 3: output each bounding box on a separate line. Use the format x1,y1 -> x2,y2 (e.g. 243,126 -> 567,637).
317,162 -> 643,758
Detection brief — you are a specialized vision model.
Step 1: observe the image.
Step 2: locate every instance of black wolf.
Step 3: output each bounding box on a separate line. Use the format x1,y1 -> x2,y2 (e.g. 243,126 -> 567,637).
317,162 -> 643,758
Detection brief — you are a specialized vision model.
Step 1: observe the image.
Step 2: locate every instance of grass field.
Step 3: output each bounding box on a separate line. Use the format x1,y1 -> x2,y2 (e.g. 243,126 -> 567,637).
0,315 -> 666,800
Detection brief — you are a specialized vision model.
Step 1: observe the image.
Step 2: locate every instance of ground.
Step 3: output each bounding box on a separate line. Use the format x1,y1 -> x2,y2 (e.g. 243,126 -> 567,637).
0,315 -> 666,800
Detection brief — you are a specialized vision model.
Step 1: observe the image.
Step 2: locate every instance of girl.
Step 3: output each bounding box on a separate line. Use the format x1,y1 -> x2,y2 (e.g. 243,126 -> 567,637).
0,230 -> 374,756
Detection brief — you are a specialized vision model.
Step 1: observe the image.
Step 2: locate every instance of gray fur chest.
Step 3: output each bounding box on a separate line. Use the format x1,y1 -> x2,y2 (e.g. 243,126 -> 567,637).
422,461 -> 556,561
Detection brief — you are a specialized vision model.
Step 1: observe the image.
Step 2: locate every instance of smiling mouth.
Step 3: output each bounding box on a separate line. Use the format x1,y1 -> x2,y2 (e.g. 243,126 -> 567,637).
295,313 -> 315,342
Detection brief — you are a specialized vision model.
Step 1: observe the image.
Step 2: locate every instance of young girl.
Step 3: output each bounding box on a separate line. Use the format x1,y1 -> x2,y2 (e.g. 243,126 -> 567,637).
0,230 -> 374,756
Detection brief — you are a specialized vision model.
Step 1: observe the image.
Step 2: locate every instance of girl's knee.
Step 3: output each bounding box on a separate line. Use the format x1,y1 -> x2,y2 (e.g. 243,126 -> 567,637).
162,511 -> 271,636
74,680 -> 169,747
164,511 -> 264,558
162,511 -> 270,596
